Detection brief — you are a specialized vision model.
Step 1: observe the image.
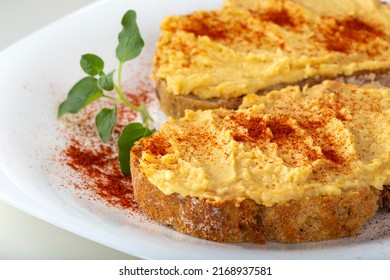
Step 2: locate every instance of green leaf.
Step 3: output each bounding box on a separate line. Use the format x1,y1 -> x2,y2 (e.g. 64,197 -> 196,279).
95,106 -> 117,143
80,54 -> 104,76
118,123 -> 154,176
115,10 -> 144,63
58,77 -> 103,117
98,70 -> 115,91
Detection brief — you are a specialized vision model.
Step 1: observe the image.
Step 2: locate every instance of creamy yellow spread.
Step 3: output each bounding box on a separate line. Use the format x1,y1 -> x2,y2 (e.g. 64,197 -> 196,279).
154,0 -> 390,99
139,81 -> 390,206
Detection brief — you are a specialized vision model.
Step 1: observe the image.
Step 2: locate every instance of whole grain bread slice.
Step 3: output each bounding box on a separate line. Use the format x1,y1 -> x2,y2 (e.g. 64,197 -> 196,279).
131,140 -> 382,244
156,70 -> 390,118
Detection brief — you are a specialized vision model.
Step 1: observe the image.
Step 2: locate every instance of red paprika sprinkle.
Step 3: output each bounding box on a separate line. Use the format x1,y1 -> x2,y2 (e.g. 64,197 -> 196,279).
59,87 -> 156,212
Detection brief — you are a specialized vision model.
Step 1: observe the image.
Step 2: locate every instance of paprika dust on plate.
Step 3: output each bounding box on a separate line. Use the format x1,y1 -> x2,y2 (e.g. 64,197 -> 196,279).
59,84 -> 156,213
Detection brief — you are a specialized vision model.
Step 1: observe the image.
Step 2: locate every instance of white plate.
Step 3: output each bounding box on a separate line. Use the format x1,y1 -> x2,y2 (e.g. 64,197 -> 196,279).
0,0 -> 389,259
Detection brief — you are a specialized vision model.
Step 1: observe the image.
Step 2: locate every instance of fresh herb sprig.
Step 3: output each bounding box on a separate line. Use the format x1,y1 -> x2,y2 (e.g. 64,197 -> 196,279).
58,10 -> 154,176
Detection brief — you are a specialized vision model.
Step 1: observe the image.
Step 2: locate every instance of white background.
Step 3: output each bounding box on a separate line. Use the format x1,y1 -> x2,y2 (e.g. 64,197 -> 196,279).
0,0 -> 136,259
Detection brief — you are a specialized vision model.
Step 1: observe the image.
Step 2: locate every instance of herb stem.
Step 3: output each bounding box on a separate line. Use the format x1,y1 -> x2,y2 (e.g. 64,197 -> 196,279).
101,95 -> 117,102
116,61 -> 124,97
115,61 -> 142,114
115,61 -> 153,132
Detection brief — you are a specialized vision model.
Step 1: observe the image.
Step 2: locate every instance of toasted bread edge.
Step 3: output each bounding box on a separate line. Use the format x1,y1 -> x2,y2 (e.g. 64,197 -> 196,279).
131,140 -> 381,244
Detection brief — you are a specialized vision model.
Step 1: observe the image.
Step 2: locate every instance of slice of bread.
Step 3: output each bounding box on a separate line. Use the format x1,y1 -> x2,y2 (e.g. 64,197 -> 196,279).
156,70 -> 390,118
131,81 -> 390,244
153,0 -> 390,117
131,143 -> 380,243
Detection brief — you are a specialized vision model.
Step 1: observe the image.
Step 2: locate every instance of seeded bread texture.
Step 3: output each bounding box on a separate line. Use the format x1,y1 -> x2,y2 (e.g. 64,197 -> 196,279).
131,140 -> 382,244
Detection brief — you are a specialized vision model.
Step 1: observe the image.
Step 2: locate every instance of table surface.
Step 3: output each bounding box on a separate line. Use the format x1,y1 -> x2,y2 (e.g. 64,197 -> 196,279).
0,0 -> 137,260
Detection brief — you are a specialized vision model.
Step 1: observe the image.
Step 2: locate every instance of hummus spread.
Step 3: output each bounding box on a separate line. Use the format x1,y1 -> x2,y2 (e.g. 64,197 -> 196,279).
139,81 -> 390,206
154,0 -> 390,99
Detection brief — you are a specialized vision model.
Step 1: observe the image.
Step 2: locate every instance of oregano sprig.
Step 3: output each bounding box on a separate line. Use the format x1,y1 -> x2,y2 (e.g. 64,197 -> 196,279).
58,10 -> 154,176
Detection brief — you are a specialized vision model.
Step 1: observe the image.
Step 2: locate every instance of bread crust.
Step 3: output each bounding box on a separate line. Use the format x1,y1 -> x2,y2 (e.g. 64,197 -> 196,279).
131,140 -> 382,244
155,69 -> 390,118
155,80 -> 243,119
381,185 -> 390,208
